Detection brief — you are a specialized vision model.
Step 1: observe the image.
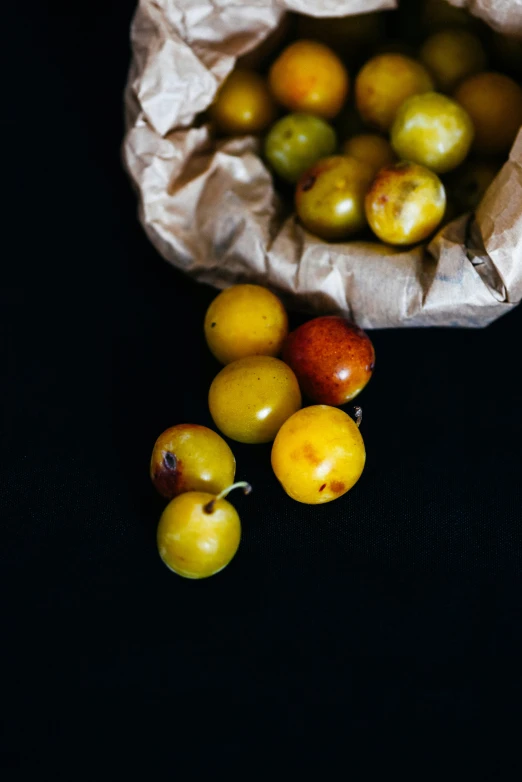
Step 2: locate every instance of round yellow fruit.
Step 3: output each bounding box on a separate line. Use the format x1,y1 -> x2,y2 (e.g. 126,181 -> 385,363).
391,92 -> 474,174
295,155 -> 374,241
150,424 -> 235,499
355,54 -> 434,132
209,69 -> 276,135
271,405 -> 366,504
454,72 -> 522,156
420,29 -> 487,92
269,40 -> 350,120
157,491 -> 241,579
208,356 -> 302,444
421,0 -> 480,32
365,162 -> 446,246
204,284 -> 288,365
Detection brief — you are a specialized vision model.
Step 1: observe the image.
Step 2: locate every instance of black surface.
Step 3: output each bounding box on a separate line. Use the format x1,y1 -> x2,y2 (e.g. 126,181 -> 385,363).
2,0 -> 522,772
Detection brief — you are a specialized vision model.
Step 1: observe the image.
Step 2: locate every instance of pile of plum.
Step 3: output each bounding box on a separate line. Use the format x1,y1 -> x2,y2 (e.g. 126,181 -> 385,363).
151,285 -> 374,579
208,1 -> 522,245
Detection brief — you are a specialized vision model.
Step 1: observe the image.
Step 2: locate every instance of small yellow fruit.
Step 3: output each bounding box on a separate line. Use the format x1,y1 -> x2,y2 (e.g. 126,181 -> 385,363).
365,162 -> 446,246
295,155 -> 375,241
454,72 -> 522,156
269,40 -> 350,120
204,284 -> 288,365
355,54 -> 434,132
420,29 -> 487,92
209,69 -> 276,135
150,424 -> 235,499
209,356 -> 301,444
271,405 -> 365,504
157,490 -> 242,579
391,92 -> 474,174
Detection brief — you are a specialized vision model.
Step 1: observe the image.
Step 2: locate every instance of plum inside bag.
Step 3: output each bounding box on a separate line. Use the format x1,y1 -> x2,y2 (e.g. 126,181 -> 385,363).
123,0 -> 522,329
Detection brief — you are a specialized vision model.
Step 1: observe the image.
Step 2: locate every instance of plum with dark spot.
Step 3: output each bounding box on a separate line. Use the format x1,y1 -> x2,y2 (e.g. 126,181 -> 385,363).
150,424 -> 235,499
295,155 -> 374,241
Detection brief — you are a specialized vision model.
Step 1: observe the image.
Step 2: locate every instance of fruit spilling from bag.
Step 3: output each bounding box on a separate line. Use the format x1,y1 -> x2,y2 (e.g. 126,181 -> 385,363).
152,284 -> 372,578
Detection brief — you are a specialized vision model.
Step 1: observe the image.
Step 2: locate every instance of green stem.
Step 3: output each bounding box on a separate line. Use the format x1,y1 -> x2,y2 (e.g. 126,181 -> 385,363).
203,482 -> 252,514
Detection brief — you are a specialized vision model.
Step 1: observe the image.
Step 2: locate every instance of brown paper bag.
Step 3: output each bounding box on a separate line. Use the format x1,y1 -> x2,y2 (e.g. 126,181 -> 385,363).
123,0 -> 522,329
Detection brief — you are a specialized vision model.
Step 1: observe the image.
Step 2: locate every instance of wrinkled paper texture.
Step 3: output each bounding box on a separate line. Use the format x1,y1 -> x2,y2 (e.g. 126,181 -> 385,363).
123,0 -> 522,328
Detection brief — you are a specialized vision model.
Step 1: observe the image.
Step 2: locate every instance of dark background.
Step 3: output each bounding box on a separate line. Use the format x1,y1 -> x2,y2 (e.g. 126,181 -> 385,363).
2,0 -> 522,772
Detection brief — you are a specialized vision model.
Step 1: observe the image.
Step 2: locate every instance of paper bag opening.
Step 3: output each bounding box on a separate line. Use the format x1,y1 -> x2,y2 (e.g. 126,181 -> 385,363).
123,0 -> 522,329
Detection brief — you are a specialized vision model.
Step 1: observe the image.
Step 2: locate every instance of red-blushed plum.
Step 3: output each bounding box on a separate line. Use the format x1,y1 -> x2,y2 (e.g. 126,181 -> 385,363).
282,316 -> 375,406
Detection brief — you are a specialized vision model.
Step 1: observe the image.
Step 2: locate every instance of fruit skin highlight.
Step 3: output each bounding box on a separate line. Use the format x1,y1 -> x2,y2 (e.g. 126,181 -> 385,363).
283,316 -> 375,406
271,405 -> 366,505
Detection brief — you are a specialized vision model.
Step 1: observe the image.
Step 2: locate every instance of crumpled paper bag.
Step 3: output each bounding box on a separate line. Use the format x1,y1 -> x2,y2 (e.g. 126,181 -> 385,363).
123,0 -> 522,329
